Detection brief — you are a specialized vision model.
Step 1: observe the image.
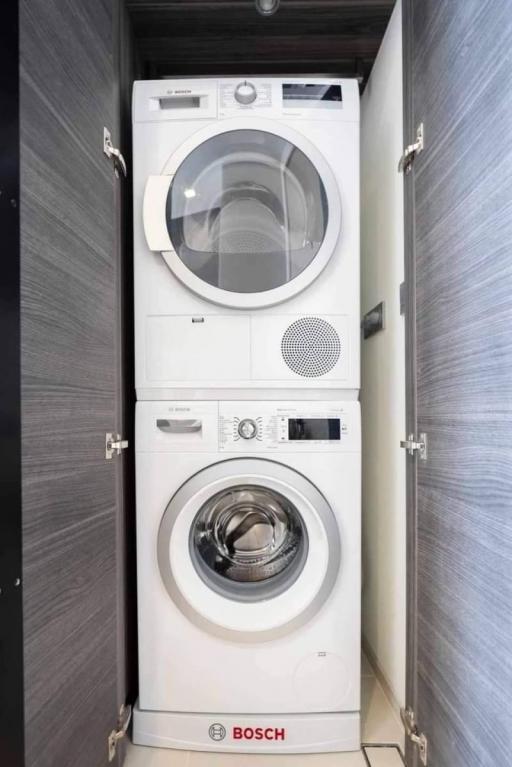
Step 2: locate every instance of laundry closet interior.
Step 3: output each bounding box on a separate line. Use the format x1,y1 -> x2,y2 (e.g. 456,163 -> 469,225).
10,1 -> 511,766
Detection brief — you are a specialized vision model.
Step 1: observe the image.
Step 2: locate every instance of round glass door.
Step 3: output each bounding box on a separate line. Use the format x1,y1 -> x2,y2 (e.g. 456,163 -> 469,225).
157,459 -> 341,639
190,484 -> 308,602
162,127 -> 338,304
143,121 -> 342,308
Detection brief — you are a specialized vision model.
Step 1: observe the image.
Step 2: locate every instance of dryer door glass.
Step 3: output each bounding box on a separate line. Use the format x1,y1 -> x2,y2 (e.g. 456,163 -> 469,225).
166,130 -> 328,293
190,484 -> 308,602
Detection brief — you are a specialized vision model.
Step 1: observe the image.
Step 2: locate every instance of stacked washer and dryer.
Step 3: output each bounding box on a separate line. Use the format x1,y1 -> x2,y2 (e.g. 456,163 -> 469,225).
132,77 -> 361,754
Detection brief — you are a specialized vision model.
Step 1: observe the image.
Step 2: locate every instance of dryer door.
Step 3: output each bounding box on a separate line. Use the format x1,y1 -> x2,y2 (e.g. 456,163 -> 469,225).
157,458 -> 340,640
143,119 -> 341,309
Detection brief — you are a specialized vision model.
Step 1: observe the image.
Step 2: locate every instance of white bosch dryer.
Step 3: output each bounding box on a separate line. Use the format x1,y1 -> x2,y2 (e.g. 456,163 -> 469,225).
133,78 -> 360,399
133,400 -> 361,753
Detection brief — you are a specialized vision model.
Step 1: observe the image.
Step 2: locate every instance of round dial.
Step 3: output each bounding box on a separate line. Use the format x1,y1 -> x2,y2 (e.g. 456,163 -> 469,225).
238,418 -> 258,440
234,81 -> 257,105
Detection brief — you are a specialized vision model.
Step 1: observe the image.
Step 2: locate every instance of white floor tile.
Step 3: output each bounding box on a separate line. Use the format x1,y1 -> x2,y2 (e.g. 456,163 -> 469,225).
361,653 -> 374,678
365,746 -> 404,766
125,744 -> 366,767
124,743 -> 190,766
361,677 -> 404,749
188,750 -> 366,766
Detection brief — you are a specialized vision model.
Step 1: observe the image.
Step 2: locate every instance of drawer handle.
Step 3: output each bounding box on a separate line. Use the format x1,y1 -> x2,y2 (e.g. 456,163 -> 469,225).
157,418 -> 202,434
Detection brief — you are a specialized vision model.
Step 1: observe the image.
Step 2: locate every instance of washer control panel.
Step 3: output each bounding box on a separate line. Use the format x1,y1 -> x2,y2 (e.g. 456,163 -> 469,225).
137,401 -> 360,454
219,402 -> 359,453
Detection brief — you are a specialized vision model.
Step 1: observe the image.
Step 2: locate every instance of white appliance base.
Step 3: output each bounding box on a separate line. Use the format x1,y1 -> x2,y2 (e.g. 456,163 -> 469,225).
132,701 -> 360,753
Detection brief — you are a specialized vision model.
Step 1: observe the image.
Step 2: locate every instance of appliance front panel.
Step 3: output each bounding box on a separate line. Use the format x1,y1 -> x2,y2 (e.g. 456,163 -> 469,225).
135,424 -> 361,713
133,81 -> 359,395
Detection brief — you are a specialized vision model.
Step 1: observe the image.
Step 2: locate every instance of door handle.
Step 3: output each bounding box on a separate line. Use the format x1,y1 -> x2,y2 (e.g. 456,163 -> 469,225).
157,419 -> 202,434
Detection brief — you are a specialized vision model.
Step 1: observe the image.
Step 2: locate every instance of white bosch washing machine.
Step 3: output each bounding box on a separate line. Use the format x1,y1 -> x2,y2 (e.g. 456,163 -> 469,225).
133,78 -> 360,399
133,400 -> 361,753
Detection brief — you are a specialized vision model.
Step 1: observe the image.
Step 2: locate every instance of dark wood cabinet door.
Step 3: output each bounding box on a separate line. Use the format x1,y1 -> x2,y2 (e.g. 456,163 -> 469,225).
404,1 -> 512,765
20,1 -> 127,765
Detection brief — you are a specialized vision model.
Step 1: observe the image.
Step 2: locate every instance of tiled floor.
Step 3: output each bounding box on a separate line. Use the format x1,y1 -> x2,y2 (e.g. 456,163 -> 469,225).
363,747 -> 404,767
125,655 -> 404,767
361,678 -> 404,749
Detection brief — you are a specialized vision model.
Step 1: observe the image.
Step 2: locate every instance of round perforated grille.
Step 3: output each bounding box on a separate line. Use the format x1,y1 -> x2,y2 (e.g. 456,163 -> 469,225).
281,317 -> 341,377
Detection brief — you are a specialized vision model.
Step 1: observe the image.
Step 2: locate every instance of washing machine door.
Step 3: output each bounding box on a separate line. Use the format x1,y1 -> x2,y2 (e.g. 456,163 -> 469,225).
157,458 -> 341,640
143,119 -> 341,309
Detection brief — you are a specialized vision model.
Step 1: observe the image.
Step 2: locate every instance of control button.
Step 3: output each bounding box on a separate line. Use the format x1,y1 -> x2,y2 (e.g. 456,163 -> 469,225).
238,418 -> 258,440
234,81 -> 257,105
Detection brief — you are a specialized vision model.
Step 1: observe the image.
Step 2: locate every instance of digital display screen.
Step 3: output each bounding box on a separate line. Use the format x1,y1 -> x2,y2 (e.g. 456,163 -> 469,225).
283,84 -> 342,103
288,418 -> 341,441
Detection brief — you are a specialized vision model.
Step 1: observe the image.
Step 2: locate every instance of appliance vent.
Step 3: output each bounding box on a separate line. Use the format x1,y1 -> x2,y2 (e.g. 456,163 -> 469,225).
281,317 -> 341,377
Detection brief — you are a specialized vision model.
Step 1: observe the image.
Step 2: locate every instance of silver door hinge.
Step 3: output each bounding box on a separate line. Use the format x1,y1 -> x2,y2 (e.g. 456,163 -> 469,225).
398,123 -> 424,174
401,707 -> 428,765
400,432 -> 427,460
400,281 -> 406,315
105,432 -> 129,460
108,703 -> 132,761
103,127 -> 127,178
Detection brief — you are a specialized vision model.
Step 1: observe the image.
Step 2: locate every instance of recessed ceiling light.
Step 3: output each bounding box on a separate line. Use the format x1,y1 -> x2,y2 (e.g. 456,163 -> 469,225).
255,0 -> 280,16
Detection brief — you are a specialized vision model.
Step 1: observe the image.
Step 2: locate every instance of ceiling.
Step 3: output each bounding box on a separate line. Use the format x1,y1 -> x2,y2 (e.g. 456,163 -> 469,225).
126,0 -> 396,87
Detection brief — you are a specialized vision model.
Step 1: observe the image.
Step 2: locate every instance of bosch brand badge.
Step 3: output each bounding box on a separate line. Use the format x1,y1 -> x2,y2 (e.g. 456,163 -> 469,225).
208,723 -> 226,741
233,726 -> 286,741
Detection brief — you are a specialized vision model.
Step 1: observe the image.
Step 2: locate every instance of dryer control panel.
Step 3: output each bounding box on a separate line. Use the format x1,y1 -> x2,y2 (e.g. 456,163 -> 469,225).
217,77 -> 354,121
133,77 -> 359,124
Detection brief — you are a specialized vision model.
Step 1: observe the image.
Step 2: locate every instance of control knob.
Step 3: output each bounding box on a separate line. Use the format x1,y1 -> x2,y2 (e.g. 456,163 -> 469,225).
234,81 -> 257,105
238,418 -> 258,440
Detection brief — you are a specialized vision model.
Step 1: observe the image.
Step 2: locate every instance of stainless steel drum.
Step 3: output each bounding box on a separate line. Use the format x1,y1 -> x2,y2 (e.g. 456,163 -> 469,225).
190,484 -> 308,601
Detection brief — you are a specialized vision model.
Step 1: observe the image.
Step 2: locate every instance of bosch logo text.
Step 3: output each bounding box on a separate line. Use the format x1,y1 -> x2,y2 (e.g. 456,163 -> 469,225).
233,726 -> 286,741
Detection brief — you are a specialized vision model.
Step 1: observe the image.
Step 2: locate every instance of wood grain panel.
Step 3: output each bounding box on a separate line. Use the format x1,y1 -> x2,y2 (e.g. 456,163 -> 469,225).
126,0 -> 395,83
20,1 -> 123,765
23,509 -> 117,767
407,1 -> 512,764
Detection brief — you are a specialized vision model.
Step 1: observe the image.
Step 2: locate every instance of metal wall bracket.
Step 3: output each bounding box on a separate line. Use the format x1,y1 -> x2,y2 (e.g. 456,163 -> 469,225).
401,708 -> 428,765
400,432 -> 428,460
400,281 -> 406,315
108,703 -> 132,761
398,122 -> 424,174
361,301 -> 385,339
103,127 -> 127,178
105,432 -> 129,460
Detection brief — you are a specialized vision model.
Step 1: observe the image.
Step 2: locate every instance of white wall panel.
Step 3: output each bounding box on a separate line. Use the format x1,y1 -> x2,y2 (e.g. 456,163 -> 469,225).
360,0 -> 406,708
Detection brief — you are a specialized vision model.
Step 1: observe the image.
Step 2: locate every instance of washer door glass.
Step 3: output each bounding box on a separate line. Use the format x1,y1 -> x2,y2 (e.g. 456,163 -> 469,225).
166,129 -> 329,294
190,484 -> 308,602
157,459 -> 341,637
